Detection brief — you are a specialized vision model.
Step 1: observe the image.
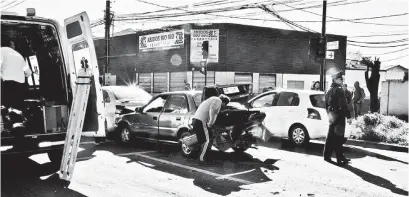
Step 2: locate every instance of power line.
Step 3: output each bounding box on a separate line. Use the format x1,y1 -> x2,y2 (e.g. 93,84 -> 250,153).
2,0 -> 26,10
349,33 -> 408,38
348,38 -> 408,44
365,47 -> 408,55
348,43 -> 408,48
277,0 -> 370,13
259,4 -> 318,33
383,54 -> 408,62
1,0 -> 17,9
280,2 -> 408,27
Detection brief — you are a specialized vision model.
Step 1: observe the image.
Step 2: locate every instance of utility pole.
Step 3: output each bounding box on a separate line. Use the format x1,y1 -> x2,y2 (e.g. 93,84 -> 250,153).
104,0 -> 111,84
319,0 -> 327,91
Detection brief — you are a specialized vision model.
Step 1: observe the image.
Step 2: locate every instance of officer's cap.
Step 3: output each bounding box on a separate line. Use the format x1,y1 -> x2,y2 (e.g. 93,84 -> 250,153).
331,70 -> 344,79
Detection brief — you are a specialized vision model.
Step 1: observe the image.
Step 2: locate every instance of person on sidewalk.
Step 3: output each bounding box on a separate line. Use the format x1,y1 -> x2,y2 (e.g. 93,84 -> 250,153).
343,84 -> 354,121
352,81 -> 366,118
323,71 -> 351,166
192,94 -> 230,163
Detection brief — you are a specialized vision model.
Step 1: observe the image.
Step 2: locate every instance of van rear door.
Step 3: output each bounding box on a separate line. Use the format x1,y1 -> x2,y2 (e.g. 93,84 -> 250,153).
63,12 -> 105,137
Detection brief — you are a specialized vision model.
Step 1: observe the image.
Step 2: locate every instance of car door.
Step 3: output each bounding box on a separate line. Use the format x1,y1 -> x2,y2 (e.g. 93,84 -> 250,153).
248,92 -> 282,136
158,94 -> 189,141
102,89 -> 116,131
63,12 -> 105,137
273,92 -> 301,137
131,95 -> 169,139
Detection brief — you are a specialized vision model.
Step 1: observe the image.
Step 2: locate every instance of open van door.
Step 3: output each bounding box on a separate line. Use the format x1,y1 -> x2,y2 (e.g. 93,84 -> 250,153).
64,12 -> 105,137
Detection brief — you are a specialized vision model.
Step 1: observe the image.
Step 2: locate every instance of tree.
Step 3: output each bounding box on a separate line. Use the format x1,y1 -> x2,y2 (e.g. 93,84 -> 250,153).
361,57 -> 381,113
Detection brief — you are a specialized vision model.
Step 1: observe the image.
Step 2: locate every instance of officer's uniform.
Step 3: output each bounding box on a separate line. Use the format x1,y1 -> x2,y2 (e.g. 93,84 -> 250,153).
323,71 -> 351,164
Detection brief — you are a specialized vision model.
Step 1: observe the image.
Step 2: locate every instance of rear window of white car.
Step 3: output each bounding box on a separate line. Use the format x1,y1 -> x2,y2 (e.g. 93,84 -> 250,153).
310,94 -> 325,108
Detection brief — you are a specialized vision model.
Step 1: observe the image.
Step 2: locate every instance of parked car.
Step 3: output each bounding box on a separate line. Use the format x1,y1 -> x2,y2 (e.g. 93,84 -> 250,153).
101,86 -> 152,135
114,84 -> 253,144
246,89 -> 329,146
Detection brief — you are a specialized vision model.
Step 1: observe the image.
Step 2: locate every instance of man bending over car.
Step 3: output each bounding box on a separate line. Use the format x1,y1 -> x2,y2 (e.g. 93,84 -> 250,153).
192,94 -> 230,162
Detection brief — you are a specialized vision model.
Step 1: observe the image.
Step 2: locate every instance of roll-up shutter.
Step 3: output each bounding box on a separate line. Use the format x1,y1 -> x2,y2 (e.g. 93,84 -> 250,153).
234,73 -> 252,84
170,72 -> 187,91
138,73 -> 152,93
153,72 -> 168,93
193,71 -> 215,90
259,74 -> 276,93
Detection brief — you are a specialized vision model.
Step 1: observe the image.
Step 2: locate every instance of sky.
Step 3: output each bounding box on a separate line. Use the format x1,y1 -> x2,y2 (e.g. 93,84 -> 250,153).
2,0 -> 408,67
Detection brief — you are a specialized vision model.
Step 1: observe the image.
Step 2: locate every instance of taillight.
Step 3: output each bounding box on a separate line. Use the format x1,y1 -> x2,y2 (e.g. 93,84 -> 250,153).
307,108 -> 321,120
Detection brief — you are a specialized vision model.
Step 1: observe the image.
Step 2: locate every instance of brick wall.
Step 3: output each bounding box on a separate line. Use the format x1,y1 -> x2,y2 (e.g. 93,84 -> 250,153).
224,24 -> 347,74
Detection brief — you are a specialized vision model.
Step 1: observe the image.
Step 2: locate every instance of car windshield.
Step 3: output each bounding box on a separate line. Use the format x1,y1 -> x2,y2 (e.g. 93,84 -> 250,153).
310,94 -> 325,108
112,86 -> 152,102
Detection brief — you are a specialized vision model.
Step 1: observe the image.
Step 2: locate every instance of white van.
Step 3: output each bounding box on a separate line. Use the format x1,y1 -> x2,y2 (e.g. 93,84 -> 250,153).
1,10 -> 105,165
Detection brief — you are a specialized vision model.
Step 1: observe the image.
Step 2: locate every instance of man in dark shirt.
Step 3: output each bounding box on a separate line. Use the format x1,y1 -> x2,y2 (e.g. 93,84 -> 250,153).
343,84 -> 354,119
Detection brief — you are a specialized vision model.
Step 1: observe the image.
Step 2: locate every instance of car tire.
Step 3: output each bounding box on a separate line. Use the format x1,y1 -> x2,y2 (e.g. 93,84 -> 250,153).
289,125 -> 310,146
179,131 -> 196,158
232,142 -> 249,153
116,125 -> 131,145
47,149 -> 63,166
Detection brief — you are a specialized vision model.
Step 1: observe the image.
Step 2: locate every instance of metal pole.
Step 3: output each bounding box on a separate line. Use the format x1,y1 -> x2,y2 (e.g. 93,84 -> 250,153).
320,0 -> 327,91
204,60 -> 207,86
104,0 -> 111,84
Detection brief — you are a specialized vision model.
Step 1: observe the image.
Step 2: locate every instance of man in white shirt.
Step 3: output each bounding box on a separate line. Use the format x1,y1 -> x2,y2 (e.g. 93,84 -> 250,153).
192,94 -> 230,162
1,37 -> 32,111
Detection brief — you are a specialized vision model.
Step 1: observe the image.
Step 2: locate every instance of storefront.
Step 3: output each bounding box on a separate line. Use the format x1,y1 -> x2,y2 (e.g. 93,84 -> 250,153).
94,23 -> 347,93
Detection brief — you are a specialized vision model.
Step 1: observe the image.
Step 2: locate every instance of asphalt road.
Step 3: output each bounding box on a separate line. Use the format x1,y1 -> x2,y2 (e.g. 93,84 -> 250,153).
1,137 -> 408,197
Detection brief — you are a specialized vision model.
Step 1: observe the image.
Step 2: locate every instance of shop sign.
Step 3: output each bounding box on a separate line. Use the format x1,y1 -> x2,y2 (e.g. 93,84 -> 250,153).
139,30 -> 184,52
190,29 -> 219,63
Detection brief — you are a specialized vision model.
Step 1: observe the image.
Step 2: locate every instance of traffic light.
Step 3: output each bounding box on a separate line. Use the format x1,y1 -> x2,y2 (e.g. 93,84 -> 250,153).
317,37 -> 326,59
308,36 -> 326,62
201,41 -> 209,59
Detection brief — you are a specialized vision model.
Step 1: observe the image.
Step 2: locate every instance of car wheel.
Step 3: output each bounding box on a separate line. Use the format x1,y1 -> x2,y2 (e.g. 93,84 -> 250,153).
179,131 -> 196,157
232,142 -> 249,153
289,125 -> 310,146
117,125 -> 131,145
47,149 -> 63,166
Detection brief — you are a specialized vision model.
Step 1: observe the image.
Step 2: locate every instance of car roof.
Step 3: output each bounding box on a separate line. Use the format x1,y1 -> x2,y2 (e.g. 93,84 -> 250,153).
102,85 -> 145,91
160,90 -> 202,95
266,88 -> 325,95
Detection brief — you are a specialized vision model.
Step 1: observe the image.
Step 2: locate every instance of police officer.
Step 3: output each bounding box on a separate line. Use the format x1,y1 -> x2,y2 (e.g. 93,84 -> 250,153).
323,71 -> 351,165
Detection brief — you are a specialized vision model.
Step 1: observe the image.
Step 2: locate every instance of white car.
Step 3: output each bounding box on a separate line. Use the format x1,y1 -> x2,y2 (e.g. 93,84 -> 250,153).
101,86 -> 152,135
247,89 -> 329,145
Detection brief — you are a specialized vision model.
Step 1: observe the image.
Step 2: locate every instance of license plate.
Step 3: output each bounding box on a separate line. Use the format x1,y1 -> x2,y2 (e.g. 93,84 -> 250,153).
223,87 -> 239,94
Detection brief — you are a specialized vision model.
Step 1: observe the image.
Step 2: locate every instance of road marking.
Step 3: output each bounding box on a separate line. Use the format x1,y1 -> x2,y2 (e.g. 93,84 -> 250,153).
216,169 -> 256,180
131,152 -> 255,185
76,150 -> 255,184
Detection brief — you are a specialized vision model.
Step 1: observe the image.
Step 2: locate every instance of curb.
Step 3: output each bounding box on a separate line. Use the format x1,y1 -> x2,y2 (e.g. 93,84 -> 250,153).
316,139 -> 408,153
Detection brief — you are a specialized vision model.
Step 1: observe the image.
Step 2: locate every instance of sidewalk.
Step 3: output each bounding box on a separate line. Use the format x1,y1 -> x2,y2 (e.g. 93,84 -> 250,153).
315,138 -> 408,153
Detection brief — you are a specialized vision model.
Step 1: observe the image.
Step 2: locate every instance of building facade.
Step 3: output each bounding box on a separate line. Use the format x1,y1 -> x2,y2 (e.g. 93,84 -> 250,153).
94,23 -> 347,94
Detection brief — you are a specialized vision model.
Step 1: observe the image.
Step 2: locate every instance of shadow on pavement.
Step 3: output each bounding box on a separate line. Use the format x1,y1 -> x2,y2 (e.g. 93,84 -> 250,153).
341,164 -> 408,196
123,143 -> 279,196
262,138 -> 408,164
1,155 -> 86,197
